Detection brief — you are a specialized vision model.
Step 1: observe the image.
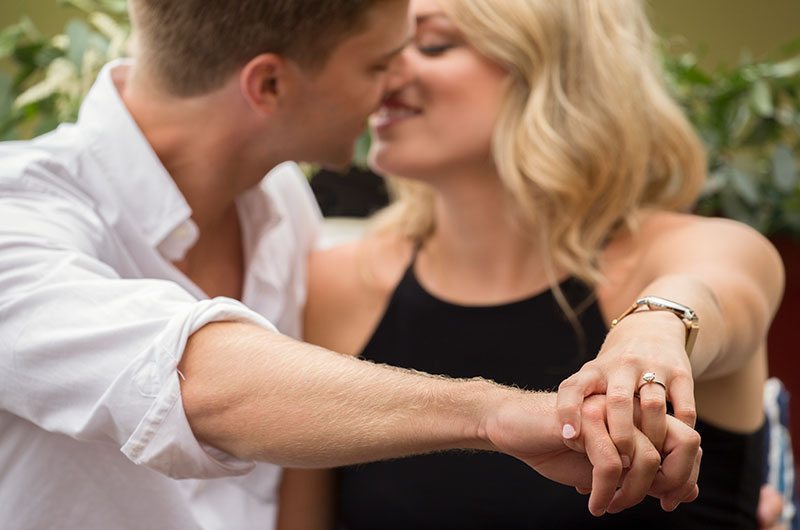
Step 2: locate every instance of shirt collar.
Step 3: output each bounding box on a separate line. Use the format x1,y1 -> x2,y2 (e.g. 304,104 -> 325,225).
77,59 -> 198,258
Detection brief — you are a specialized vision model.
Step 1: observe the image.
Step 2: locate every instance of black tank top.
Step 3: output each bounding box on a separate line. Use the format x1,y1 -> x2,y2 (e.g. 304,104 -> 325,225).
336,261 -> 764,530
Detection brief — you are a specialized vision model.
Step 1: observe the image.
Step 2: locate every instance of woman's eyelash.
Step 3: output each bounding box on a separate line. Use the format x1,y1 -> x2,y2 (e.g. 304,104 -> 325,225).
417,44 -> 453,56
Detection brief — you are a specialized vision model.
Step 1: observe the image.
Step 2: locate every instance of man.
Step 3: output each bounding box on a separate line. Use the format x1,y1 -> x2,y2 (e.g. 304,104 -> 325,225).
0,1 -> 700,528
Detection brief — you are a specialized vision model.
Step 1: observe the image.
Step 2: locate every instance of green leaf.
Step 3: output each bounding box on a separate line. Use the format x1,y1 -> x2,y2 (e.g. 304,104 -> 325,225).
0,73 -> 13,123
701,168 -> 728,197
0,17 -> 41,59
353,130 -> 372,167
727,98 -> 756,145
772,144 -> 798,193
0,25 -> 24,59
729,166 -> 762,206
770,56 -> 800,78
98,0 -> 129,15
781,195 -> 800,233
33,112 -> 61,136
65,20 -> 91,68
750,79 -> 774,117
720,187 -> 758,227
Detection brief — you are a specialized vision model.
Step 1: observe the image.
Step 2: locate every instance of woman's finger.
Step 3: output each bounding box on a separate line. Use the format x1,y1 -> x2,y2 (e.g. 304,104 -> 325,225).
557,365 -> 606,444
637,373 -> 668,452
668,368 -> 697,428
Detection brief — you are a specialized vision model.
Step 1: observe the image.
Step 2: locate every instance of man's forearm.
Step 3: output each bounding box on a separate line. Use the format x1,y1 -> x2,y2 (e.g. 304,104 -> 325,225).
180,324 -> 703,515
179,321 -> 528,467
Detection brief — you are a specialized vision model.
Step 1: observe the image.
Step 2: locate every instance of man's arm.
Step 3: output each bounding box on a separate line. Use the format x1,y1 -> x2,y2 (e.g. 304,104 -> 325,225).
180,321 -> 701,516
180,321 -> 518,466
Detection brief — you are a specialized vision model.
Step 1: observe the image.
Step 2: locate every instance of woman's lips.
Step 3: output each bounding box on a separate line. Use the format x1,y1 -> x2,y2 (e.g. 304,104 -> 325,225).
370,101 -> 422,131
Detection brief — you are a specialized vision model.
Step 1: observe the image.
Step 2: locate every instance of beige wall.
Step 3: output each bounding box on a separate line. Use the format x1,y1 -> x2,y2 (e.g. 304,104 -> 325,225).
0,0 -> 84,37
648,0 -> 800,66
1,0 -> 799,65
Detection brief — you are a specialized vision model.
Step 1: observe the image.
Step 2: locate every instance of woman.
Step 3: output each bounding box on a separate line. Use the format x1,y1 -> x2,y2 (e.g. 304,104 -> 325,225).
279,0 -> 784,528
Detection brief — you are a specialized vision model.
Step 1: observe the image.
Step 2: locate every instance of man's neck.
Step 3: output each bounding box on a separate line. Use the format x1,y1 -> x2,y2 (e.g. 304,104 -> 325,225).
119,65 -> 281,231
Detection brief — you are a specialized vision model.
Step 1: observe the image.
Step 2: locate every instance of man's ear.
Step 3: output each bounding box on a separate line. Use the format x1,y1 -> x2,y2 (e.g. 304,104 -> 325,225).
240,53 -> 288,114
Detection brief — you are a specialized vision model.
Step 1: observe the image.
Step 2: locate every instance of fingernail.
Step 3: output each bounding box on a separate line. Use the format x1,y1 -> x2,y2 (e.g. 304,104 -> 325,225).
621,455 -> 631,468
562,423 -> 576,439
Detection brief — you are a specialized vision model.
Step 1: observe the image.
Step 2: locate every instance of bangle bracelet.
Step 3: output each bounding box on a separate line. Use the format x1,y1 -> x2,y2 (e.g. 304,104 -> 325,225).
611,296 -> 699,357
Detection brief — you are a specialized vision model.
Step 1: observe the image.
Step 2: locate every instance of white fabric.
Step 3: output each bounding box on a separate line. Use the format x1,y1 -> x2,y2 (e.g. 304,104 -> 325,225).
319,217 -> 369,249
0,60 -> 322,530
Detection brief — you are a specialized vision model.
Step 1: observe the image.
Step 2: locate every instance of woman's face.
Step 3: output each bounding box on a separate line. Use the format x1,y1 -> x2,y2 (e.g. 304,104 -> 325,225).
368,0 -> 508,182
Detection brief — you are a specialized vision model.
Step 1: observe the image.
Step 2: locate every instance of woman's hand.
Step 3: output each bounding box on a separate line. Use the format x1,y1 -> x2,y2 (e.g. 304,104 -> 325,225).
485,392 -> 701,516
556,309 -> 697,465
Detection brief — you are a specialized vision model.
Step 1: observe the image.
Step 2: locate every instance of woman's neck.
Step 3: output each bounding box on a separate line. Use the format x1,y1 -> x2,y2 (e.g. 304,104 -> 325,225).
415,175 -> 555,305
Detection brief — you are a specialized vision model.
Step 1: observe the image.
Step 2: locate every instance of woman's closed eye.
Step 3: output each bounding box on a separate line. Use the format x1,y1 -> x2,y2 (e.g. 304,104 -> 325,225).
416,43 -> 455,56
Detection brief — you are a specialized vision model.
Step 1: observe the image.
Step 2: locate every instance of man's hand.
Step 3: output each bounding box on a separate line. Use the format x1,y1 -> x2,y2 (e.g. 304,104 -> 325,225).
483,392 -> 701,516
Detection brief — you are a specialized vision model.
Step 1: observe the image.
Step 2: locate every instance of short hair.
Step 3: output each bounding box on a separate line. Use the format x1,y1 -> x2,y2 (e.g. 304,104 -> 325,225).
374,0 -> 706,288
129,0 -> 381,96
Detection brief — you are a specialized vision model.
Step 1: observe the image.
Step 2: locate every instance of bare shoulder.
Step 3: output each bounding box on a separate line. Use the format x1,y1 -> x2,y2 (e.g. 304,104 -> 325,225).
601,210 -> 784,311
304,231 -> 415,354
308,231 -> 414,299
636,210 -> 780,260
635,210 -> 784,300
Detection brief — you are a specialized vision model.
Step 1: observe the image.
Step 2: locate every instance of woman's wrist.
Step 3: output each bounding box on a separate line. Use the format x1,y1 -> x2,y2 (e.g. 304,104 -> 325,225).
605,309 -> 689,358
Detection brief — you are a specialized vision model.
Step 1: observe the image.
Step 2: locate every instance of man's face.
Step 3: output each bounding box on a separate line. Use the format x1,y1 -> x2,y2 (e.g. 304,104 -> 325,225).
280,0 -> 412,169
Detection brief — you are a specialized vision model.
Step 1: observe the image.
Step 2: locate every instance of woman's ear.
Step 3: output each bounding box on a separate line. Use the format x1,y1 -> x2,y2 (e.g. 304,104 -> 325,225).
240,53 -> 287,114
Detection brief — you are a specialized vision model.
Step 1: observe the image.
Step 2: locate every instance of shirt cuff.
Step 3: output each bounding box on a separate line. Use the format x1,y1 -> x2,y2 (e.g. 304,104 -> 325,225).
121,297 -> 276,479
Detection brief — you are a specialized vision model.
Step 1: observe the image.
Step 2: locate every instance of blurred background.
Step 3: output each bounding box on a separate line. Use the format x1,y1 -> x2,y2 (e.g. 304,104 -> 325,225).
2,0 -> 799,66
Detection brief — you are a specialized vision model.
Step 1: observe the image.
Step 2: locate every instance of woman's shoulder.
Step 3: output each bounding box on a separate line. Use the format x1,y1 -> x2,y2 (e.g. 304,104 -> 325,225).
304,230 -> 415,353
637,209 -> 765,239
632,210 -> 780,267
600,210 -> 783,310
310,231 -> 415,294
607,210 -> 777,260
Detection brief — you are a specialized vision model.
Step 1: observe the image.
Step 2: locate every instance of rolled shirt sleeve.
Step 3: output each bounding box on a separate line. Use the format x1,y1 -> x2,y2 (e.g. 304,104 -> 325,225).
0,192 -> 274,480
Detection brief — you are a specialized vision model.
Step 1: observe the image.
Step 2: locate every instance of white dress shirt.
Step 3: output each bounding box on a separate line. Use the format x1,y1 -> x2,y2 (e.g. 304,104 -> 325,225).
0,60 -> 322,530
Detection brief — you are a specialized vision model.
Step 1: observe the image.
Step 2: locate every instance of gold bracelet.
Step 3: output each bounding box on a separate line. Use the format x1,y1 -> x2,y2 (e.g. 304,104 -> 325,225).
611,296 -> 699,357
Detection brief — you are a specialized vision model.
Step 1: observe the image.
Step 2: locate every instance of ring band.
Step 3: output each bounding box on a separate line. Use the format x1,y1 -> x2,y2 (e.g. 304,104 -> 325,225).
637,371 -> 667,393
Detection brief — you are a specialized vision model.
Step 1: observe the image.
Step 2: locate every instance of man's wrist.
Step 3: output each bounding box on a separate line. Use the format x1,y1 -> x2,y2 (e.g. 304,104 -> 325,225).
473,386 -> 561,455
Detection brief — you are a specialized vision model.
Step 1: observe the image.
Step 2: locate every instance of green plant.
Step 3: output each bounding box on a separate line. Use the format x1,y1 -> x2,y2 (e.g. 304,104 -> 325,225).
0,0 -> 129,140
665,47 -> 800,237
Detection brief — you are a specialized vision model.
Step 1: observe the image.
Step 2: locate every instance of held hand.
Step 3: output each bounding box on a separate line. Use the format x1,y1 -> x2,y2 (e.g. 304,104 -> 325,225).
483,393 -> 701,516
557,311 -> 697,463
562,396 -> 701,515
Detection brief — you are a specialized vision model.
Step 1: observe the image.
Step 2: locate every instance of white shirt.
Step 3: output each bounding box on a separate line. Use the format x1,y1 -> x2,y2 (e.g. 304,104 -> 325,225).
0,61 -> 322,530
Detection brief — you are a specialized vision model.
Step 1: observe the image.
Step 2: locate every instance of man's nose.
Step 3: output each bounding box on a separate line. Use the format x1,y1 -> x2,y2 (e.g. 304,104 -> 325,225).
384,49 -> 413,93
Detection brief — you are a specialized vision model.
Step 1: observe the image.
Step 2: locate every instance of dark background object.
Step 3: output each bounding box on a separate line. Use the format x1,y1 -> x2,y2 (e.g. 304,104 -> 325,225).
310,166 -> 389,218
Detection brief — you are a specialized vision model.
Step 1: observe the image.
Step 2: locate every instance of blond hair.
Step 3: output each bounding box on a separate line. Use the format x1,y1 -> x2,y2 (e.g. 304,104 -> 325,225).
129,0 -> 383,96
374,0 -> 706,288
